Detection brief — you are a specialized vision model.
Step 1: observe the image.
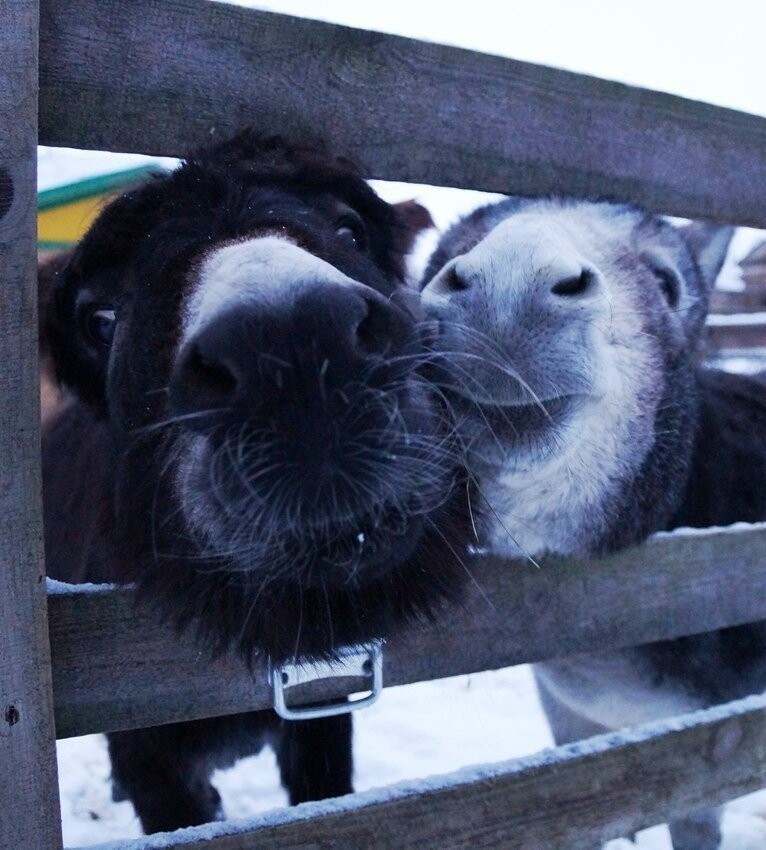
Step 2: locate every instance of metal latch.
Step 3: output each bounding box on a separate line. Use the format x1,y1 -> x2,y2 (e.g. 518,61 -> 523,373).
271,640 -> 383,720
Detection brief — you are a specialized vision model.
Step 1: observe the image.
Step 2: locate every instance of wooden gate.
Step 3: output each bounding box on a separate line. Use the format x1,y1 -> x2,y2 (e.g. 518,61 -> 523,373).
3,2 -> 766,847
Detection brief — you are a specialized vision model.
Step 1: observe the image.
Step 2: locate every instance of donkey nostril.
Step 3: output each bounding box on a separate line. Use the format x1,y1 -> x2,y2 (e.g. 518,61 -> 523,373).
439,265 -> 470,294
444,266 -> 469,292
551,269 -> 593,297
428,264 -> 469,296
356,300 -> 395,355
187,346 -> 238,404
170,341 -> 240,427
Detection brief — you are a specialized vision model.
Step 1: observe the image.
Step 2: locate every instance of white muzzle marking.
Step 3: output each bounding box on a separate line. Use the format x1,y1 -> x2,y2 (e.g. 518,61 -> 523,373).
183,236 -> 359,344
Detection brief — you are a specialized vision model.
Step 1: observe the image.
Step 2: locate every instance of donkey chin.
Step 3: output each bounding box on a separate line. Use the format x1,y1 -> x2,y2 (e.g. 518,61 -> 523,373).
172,381 -> 445,588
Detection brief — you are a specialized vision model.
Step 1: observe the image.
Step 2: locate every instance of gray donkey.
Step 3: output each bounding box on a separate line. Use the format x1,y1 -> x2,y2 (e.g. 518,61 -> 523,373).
420,197 -> 766,849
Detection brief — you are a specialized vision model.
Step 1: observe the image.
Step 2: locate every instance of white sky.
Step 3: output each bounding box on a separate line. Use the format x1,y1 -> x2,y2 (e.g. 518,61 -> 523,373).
39,0 -> 766,276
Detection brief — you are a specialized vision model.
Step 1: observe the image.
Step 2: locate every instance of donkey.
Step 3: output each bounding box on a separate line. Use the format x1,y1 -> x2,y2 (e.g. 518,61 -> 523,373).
41,132 -> 468,834
420,196 -> 766,849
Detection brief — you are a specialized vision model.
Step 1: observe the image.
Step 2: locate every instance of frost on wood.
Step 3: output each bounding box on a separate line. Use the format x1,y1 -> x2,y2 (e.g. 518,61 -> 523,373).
708,312 -> 766,326
74,693 -> 766,850
47,578 -> 120,595
651,519 -> 766,540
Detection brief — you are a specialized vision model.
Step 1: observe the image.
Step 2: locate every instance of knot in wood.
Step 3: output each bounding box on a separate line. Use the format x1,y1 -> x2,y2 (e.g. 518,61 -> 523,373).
4,704 -> 20,727
711,722 -> 742,764
0,168 -> 13,221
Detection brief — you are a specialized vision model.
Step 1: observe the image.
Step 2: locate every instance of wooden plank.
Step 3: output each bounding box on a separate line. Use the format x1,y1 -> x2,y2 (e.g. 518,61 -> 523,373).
706,317 -> 766,349
743,265 -> 766,287
709,289 -> 766,314
77,694 -> 766,850
0,3 -> 63,849
742,241 -> 766,268
51,523 -> 766,738
39,0 -> 766,227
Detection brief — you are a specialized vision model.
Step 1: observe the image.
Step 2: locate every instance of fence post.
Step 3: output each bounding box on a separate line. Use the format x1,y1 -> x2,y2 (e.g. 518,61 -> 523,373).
0,1 -> 63,847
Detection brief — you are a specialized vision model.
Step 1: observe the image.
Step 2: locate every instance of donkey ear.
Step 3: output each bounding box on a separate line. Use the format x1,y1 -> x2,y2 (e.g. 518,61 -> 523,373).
392,199 -> 435,255
680,222 -> 735,287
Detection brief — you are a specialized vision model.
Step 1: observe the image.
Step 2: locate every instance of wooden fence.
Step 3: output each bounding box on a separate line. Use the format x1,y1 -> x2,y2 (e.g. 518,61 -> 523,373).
3,1 -> 766,847
708,235 -> 766,351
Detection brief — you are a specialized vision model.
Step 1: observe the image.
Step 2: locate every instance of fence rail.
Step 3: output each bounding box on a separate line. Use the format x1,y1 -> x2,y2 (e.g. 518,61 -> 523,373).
39,0 -> 766,227
0,2 -> 63,848
711,289 -> 766,314
74,696 -> 766,850
51,523 -> 766,738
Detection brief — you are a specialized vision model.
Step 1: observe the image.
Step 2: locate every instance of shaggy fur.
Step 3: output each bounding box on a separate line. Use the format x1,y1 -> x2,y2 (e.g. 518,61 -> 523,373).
421,197 -> 766,849
42,132 -> 468,833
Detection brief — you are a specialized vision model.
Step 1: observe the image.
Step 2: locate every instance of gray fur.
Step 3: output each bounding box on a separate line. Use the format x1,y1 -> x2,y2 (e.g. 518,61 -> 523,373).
422,198 -> 710,559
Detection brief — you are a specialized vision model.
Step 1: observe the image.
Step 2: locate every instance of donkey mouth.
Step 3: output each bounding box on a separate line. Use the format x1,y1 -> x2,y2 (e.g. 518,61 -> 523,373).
215,498 -> 427,587
453,390 -> 585,425
307,501 -> 426,584
448,392 -> 588,463
486,393 -> 583,421
485,393 -> 586,437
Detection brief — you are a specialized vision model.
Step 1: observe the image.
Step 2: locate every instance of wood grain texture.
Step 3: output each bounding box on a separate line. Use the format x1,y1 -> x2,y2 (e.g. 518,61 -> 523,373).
741,241 -> 766,288
0,3 -> 63,848
77,694 -> 766,850
706,322 -> 766,350
39,0 -> 766,226
743,266 -> 766,287
51,523 -> 766,738
710,289 -> 766,314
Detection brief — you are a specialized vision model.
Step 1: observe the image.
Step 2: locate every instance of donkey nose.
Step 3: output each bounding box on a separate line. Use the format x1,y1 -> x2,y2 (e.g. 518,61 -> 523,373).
170,332 -> 239,418
296,282 -> 410,359
169,281 -> 411,426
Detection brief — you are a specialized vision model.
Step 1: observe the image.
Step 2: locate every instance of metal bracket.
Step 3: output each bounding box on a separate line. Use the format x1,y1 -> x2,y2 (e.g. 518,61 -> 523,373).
271,640 -> 384,720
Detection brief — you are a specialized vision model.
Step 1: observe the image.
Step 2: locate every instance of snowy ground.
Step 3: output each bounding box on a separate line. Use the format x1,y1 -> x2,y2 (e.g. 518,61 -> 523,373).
58,665 -> 549,846
57,664 -> 766,849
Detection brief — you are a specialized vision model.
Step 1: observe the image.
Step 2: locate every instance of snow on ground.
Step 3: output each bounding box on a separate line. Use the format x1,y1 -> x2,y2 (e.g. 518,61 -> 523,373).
59,665 -> 550,846
57,663 -> 766,849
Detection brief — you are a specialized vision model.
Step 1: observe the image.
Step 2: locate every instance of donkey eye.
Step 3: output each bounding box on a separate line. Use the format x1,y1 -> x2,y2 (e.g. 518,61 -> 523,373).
335,217 -> 367,251
653,267 -> 680,308
84,307 -> 117,347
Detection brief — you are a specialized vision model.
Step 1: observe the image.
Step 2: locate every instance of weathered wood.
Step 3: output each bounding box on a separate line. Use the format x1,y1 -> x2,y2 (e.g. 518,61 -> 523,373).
742,266 -> 766,288
39,0 -> 766,227
51,523 -> 766,738
77,694 -> 766,850
706,316 -> 766,350
0,3 -> 63,848
741,240 -> 766,269
709,289 -> 766,314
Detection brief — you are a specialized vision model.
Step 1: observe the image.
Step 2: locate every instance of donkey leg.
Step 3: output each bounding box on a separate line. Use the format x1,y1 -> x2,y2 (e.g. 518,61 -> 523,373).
535,670 -> 657,847
534,668 -> 610,744
107,726 -> 222,834
668,807 -> 722,850
538,680 -> 725,850
275,713 -> 353,805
